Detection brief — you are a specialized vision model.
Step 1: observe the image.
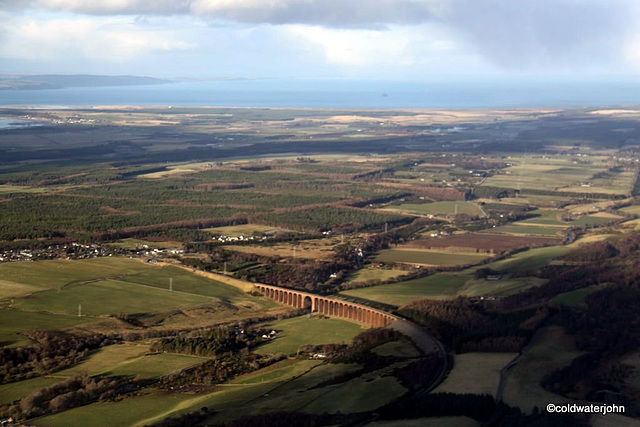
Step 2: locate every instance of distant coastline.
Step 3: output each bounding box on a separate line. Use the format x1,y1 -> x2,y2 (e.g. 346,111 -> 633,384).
0,74 -> 170,91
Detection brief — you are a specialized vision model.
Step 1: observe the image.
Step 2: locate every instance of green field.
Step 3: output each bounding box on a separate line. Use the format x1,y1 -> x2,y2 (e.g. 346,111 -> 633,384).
204,224 -> 289,237
482,162 -> 592,192
502,326 -> 583,414
435,352 -> 516,397
33,387 -> 214,427
570,214 -> 621,226
56,343 -> 151,377
0,184 -> 49,195
0,309 -> 92,346
341,273 -> 469,306
2,258 -> 269,332
35,359 -> 391,427
372,339 -> 421,358
230,360 -> 322,385
348,266 -> 408,283
481,155 -> 634,199
481,246 -> 570,274
118,265 -> 247,301
47,343 -> 209,383
300,375 -> 406,414
342,246 -> 567,306
0,376 -> 61,404
385,201 -> 485,217
619,204 -> 640,215
0,279 -> 44,299
13,279 -> 214,316
494,209 -> 621,236
0,258 -> 151,298
550,283 -> 609,307
0,258 -> 247,302
254,316 -> 366,355
517,209 -> 567,226
376,249 -> 489,266
459,277 -> 547,298
108,353 -> 209,379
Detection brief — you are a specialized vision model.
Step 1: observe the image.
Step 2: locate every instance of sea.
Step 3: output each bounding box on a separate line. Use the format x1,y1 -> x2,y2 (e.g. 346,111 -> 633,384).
1,79 -> 640,110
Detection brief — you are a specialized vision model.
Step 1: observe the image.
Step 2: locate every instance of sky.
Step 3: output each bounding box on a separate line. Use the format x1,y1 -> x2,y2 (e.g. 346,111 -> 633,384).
0,0 -> 639,82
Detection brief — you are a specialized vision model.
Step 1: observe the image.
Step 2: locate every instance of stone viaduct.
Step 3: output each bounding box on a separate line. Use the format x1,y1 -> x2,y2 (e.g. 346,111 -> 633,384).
253,283 -> 396,327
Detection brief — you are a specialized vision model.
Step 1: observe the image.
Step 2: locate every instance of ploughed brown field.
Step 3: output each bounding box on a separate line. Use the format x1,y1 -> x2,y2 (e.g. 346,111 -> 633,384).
406,233 -> 562,254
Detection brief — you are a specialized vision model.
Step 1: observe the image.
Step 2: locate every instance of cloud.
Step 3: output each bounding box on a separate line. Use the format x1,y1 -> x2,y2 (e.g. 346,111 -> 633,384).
190,0 -> 442,28
0,16 -> 194,63
1,0 -> 444,26
1,0 -> 639,78
0,0 -> 193,15
3,0 -> 638,72
287,24 -> 459,70
440,0 -> 636,70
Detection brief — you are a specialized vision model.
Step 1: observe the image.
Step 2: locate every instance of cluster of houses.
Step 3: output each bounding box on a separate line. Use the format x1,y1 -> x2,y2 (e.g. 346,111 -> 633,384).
0,242 -> 186,264
0,243 -> 118,263
212,234 -> 269,243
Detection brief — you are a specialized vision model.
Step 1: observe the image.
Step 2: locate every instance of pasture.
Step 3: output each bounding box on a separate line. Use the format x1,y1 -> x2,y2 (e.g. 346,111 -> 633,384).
204,224 -> 289,237
230,360 -> 321,385
12,279 -> 214,316
435,352 -> 516,397
0,184 -> 48,195
619,204 -> 640,215
0,258 -> 151,298
35,356 -> 401,427
517,209 -> 567,226
347,266 -> 408,283
341,273 -> 469,306
1,257 -> 272,342
56,343 -> 151,377
502,326 -> 583,414
255,315 -> 365,355
459,277 -> 547,298
107,353 -> 209,379
372,339 -> 421,358
481,246 -> 570,274
343,245 -> 568,306
33,388 -> 214,427
0,376 -> 60,405
384,201 -> 485,217
550,283 -> 609,307
300,375 -> 406,414
0,309 -> 92,346
481,155 -> 632,196
117,265 -> 247,301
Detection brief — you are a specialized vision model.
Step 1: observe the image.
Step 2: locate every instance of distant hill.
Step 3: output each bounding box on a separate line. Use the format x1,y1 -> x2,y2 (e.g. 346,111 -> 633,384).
0,74 -> 170,90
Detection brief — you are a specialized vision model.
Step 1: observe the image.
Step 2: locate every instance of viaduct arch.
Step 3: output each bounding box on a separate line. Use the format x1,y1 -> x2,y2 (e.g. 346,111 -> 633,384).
253,283 -> 396,327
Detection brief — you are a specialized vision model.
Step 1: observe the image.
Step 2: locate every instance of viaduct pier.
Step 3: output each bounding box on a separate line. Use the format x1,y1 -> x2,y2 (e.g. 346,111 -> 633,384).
253,283 -> 396,327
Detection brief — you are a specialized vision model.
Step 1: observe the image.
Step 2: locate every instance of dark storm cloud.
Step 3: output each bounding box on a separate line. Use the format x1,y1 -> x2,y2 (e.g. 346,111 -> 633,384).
443,0 -> 634,68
